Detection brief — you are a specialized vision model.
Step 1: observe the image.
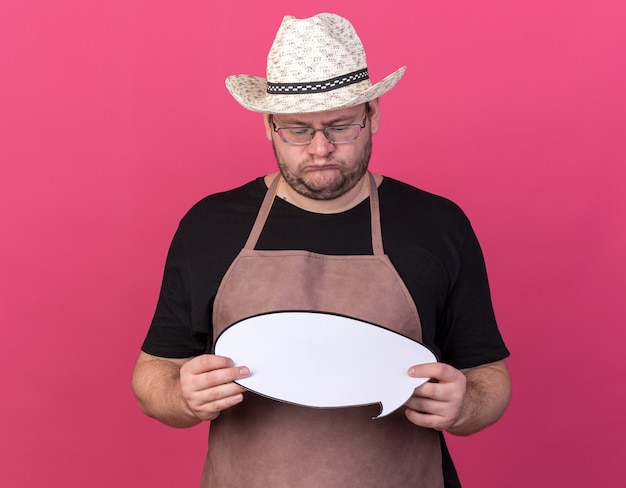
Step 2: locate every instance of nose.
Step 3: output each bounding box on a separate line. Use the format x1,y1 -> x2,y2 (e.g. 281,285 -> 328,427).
307,129 -> 335,157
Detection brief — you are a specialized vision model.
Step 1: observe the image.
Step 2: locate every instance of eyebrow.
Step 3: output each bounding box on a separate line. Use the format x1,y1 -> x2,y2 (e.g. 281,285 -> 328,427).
273,112 -> 360,127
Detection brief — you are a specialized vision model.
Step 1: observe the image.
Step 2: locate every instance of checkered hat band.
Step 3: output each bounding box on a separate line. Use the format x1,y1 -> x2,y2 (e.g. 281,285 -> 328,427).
266,68 -> 369,95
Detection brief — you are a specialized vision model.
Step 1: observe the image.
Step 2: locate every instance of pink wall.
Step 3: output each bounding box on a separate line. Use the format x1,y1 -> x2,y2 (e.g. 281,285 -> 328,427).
1,1 -> 624,486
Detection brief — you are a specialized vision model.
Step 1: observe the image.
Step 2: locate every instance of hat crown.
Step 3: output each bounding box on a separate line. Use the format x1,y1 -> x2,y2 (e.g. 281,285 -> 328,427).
267,13 -> 369,85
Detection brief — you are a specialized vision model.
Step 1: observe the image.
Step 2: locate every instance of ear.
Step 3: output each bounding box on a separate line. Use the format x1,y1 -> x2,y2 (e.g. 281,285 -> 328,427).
367,98 -> 381,135
263,113 -> 273,141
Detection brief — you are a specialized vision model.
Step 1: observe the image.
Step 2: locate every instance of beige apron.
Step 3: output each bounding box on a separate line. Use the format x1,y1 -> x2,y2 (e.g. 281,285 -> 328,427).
203,173 -> 443,488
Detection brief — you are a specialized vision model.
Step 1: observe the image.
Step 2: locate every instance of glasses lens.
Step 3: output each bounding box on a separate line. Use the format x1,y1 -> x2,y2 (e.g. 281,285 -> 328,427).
325,125 -> 361,144
279,128 -> 313,145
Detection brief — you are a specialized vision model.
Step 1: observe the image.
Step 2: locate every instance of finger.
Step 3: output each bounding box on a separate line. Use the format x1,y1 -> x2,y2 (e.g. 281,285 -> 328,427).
408,362 -> 461,383
188,381 -> 246,408
185,354 -> 235,375
405,395 -> 450,417
184,381 -> 247,421
408,362 -> 442,378
186,365 -> 251,393
414,379 -> 466,410
191,391 -> 246,421
405,408 -> 449,431
412,380 -> 446,400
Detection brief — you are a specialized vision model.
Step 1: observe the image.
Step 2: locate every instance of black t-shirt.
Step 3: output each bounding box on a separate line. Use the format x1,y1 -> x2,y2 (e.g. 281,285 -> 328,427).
144,176 -> 508,367
142,175 -> 510,488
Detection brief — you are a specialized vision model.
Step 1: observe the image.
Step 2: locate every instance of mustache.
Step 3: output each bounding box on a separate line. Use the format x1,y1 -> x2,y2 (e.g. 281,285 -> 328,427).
300,156 -> 336,166
270,141 -> 337,166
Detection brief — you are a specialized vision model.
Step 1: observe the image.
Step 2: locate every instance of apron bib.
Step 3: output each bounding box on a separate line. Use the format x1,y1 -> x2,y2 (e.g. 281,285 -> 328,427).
203,173 -> 443,488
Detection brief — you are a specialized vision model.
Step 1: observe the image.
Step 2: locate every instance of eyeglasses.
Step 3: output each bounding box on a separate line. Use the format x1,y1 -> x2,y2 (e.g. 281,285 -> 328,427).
271,114 -> 368,145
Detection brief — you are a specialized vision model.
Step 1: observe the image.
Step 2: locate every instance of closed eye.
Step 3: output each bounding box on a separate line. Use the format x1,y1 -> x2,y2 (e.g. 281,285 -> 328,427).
285,128 -> 312,136
327,126 -> 350,133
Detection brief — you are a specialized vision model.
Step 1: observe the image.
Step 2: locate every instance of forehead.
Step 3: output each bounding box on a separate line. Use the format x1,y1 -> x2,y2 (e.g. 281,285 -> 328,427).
272,105 -> 365,125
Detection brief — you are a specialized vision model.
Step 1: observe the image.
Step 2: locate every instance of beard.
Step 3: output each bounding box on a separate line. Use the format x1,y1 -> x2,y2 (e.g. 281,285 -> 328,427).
273,136 -> 372,201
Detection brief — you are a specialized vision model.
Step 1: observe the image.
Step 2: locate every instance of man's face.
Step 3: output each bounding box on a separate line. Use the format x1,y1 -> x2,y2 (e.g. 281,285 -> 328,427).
264,101 -> 380,201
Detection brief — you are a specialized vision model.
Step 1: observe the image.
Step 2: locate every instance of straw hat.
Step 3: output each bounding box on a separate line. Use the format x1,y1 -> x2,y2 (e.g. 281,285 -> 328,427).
225,13 -> 406,114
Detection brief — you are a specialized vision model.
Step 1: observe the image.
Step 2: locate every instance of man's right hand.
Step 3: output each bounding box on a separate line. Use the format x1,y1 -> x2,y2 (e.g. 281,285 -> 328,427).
179,354 -> 250,421
132,352 -> 250,427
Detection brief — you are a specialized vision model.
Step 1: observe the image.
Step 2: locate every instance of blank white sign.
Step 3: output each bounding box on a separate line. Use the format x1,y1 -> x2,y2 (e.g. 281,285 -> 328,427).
213,311 -> 437,418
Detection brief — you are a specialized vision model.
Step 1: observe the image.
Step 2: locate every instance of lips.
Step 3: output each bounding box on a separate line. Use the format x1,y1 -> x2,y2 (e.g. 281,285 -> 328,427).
301,160 -> 341,172
304,165 -> 338,171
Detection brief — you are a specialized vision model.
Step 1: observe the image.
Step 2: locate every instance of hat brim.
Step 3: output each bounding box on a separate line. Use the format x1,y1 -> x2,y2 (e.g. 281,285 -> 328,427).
225,66 -> 406,114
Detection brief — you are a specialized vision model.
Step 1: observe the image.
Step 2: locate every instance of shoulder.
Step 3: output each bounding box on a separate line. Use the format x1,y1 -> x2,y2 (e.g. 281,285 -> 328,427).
378,176 -> 472,235
178,177 -> 266,229
166,177 -> 267,255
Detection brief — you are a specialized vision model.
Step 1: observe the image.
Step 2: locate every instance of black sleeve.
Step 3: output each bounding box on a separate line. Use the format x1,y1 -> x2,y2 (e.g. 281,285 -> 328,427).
141,226 -> 209,358
139,179 -> 265,358
436,224 -> 509,369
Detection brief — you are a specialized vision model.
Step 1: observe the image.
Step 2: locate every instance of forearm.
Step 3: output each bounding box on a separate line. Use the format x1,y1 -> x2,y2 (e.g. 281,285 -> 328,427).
447,360 -> 511,436
131,352 -> 201,428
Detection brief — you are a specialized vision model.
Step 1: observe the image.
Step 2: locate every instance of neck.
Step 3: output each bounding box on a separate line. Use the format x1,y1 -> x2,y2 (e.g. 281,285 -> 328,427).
266,172 -> 380,214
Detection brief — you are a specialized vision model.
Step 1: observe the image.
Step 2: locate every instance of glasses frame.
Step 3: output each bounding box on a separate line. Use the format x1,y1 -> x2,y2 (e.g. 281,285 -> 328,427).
271,114 -> 368,145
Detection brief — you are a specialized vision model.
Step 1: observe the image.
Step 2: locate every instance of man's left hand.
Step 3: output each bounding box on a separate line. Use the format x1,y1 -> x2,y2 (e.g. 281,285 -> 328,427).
404,362 -> 467,431
404,360 -> 511,435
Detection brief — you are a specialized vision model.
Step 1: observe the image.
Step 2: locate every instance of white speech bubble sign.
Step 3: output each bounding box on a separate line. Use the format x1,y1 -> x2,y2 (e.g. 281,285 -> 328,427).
213,311 -> 437,418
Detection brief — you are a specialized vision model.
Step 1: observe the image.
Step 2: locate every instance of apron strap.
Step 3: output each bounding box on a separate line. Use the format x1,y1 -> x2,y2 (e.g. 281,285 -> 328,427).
368,172 -> 385,255
244,172 -> 385,255
244,175 -> 281,250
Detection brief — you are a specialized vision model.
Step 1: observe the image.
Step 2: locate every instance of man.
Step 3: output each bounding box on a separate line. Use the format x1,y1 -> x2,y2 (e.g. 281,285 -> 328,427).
132,13 -> 511,488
